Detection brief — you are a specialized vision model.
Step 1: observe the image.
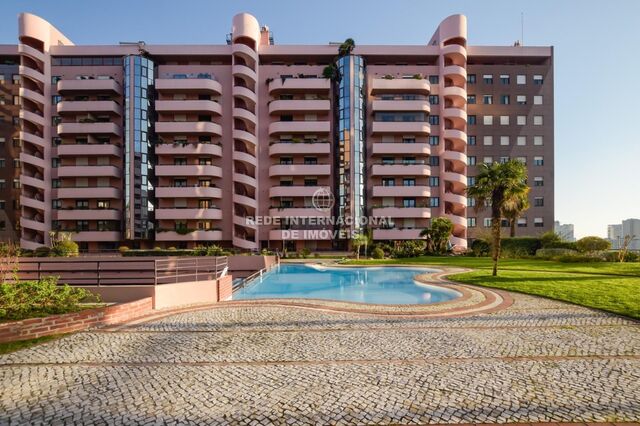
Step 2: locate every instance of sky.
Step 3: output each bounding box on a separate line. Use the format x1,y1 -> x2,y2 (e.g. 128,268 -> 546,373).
2,0 -> 639,238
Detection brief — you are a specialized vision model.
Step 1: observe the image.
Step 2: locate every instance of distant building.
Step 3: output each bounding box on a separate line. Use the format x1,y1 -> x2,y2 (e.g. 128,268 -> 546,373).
608,219 -> 640,250
553,221 -> 575,242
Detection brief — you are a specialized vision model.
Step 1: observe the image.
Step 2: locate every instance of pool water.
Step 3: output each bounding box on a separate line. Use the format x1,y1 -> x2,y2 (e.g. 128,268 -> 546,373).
233,264 -> 461,305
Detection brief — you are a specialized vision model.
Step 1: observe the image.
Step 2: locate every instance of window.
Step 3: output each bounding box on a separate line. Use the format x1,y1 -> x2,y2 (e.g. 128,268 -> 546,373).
173,179 -> 187,187
428,95 -> 439,105
97,200 -> 110,209
402,137 -> 416,144
467,217 -> 476,228
303,157 -> 318,165
429,176 -> 439,187
516,75 -> 526,85
483,136 -> 493,146
429,197 -> 440,207
468,156 -> 476,165
467,74 -> 477,84
483,156 -> 493,164
534,197 -> 544,207
483,218 -> 492,228
402,156 -> 416,165
483,95 -> 493,105
500,95 -> 510,105
468,135 -> 476,145
483,115 -> 493,125
515,95 -> 527,105
467,198 -> 476,207
517,115 -> 526,125
403,178 -> 416,186
467,95 -> 476,104
517,218 -> 527,227
500,136 -> 509,146
534,217 -> 544,227
499,156 -> 510,164
198,157 -> 212,165
382,157 -> 394,165
12,95 -> 20,106
0,179 -> 5,189
52,179 -> 61,188
12,179 -> 20,189
428,156 -> 440,166
467,176 -> 476,186
468,115 -> 476,125
382,178 -> 395,187
304,178 -> 317,186
534,95 -> 543,105
429,136 -> 439,145
280,114 -> 293,122
483,74 -> 493,84
500,74 -> 510,84
197,221 -> 213,230
13,138 -> 21,148
533,156 -> 544,166
533,115 -> 543,125
52,137 -> 61,146
52,200 -> 61,210
534,136 -> 544,146
51,95 -> 62,105
403,198 -> 416,208
428,75 -> 439,84
76,200 -> 89,209
428,115 -> 439,125
0,158 -> 4,168
76,220 -> 89,231
12,74 -> 19,84
533,75 -> 544,85
279,157 -> 293,165
517,156 -> 527,165
517,136 -> 526,146
0,200 -> 4,209
534,177 -> 544,187
500,115 -> 510,125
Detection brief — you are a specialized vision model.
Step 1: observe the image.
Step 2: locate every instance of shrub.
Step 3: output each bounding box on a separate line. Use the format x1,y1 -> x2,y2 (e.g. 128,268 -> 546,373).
300,248 -> 311,259
535,248 -> 578,259
603,251 -> 640,263
557,254 -> 605,263
192,245 -> 208,256
470,239 -> 490,257
33,246 -> 51,257
50,239 -> 79,257
372,247 -> 385,259
206,245 -> 226,256
392,240 -> 425,258
118,246 -> 130,255
501,237 -> 542,257
576,236 -> 611,253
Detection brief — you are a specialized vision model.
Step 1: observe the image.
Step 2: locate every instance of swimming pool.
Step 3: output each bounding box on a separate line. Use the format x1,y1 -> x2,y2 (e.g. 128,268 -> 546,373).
233,264 -> 461,305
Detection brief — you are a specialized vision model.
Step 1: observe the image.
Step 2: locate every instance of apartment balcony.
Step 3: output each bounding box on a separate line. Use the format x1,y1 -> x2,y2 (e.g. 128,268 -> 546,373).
72,231 -> 121,242
155,186 -> 222,199
20,238 -> 43,251
20,110 -> 46,126
370,78 -> 430,94
155,230 -> 223,242
446,213 -> 467,228
371,100 -> 430,113
371,143 -> 430,156
443,192 -> 467,206
232,86 -> 258,104
443,65 -> 467,86
269,207 -> 332,218
268,99 -> 330,115
233,151 -> 257,166
442,86 -> 467,103
233,172 -> 257,187
269,186 -> 325,198
372,185 -> 431,198
155,121 -> 222,136
56,165 -> 120,178
155,208 -> 222,220
442,171 -> 467,186
443,129 -> 467,144
20,131 -> 46,149
450,235 -> 467,248
233,236 -> 258,250
155,143 -> 222,157
57,100 -> 122,115
371,207 -> 431,219
269,142 -> 330,156
19,65 -> 45,83
371,164 -> 430,176
232,64 -> 257,82
232,43 -> 258,60
55,209 -> 121,221
57,122 -> 123,137
233,215 -> 258,230
18,43 -> 45,62
55,186 -> 121,199
56,144 -> 121,157
21,217 -> 47,232
234,194 -> 258,209
155,100 -> 222,116
19,87 -> 45,104
268,121 -> 330,135
233,107 -> 257,126
21,175 -> 46,190
20,195 -> 45,211
373,228 -> 423,240
233,129 -> 258,146
443,108 -> 467,123
268,78 -> 330,94
269,164 -> 331,176
155,78 -> 222,95
57,79 -> 122,95
371,121 -> 430,135
269,229 -> 333,241
442,150 -> 468,164
19,152 -> 46,169
442,43 -> 467,61
155,164 -> 222,178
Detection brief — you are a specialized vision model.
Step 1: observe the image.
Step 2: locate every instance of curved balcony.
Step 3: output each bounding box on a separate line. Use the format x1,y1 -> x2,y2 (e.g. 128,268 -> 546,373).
155,208 -> 222,220
232,64 -> 258,82
443,108 -> 467,123
443,65 -> 467,86
233,215 -> 258,230
269,207 -> 331,218
20,195 -> 45,211
268,99 -> 330,115
233,151 -> 257,166
443,150 -> 468,166
155,121 -> 222,136
19,65 -> 44,84
442,86 -> 467,103
446,213 -> 467,228
371,100 -> 430,113
442,171 -> 467,186
21,217 -> 47,232
269,186 -> 324,198
56,187 -> 121,199
155,186 -> 222,199
269,229 -> 333,241
371,121 -> 430,135
269,164 -> 331,176
56,144 -> 121,157
233,172 -> 257,187
155,78 -> 222,95
232,85 -> 258,104
269,142 -> 330,156
21,238 -> 44,250
20,131 -> 46,149
373,228 -> 422,240
155,100 -> 222,116
370,79 -> 430,94
449,235 -> 467,248
443,192 -> 467,206
233,129 -> 258,146
56,165 -> 120,178
55,209 -> 121,221
57,122 -> 123,137
233,236 -> 258,250
371,164 -> 430,176
269,121 -> 330,135
18,44 -> 45,62
19,152 -> 46,169
234,194 -> 258,209
72,231 -> 121,242
268,78 -> 330,94
232,43 -> 258,62
155,143 -> 222,157
443,129 -> 467,144
371,207 -> 431,219
155,164 -> 222,178
371,143 -> 430,156
156,230 -> 223,242
442,44 -> 467,62
20,110 -> 46,127
57,100 -> 121,115
57,79 -> 122,95
372,186 -> 431,198
233,107 -> 257,124
21,175 -> 46,190
19,87 -> 45,105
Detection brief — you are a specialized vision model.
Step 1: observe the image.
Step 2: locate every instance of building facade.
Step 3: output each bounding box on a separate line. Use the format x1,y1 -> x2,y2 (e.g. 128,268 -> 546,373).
608,219 -> 640,250
7,12 -> 554,252
554,221 -> 575,242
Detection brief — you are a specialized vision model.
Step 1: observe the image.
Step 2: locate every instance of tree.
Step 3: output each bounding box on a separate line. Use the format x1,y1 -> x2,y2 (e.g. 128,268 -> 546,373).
618,234 -> 636,263
351,233 -> 368,260
49,232 -> 79,257
420,217 -> 454,254
338,38 -> 355,57
466,160 -> 529,276
540,231 -> 562,248
502,190 -> 530,237
576,236 -> 611,253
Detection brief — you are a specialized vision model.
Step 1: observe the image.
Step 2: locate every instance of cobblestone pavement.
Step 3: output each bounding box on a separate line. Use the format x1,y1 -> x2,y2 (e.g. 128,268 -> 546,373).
1,293 -> 639,425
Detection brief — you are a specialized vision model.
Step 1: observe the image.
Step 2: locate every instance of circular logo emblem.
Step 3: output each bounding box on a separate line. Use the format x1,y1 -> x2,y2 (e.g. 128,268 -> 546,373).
312,187 -> 335,212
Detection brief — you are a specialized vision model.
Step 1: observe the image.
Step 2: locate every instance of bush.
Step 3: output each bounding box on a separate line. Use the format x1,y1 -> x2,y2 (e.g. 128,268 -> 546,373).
300,248 -> 311,259
535,248 -> 578,259
206,245 -> 226,256
118,246 -> 130,255
372,247 -> 385,259
557,254 -> 605,263
192,245 -> 208,256
50,239 -> 79,257
576,236 -> 611,253
602,251 -> 640,263
392,240 -> 425,258
0,276 -> 98,321
470,239 -> 490,257
501,237 -> 542,257
33,246 -> 51,257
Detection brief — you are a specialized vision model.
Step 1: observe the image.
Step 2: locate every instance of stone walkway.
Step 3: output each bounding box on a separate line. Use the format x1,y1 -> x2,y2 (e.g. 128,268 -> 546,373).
0,292 -> 639,425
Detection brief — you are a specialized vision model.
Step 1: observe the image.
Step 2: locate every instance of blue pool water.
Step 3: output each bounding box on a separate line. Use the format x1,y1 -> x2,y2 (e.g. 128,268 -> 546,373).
233,264 -> 461,305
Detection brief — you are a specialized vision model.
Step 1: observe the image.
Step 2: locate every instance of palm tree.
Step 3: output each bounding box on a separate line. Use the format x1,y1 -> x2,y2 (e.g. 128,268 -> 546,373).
503,190 -> 530,237
420,217 -> 454,254
338,38 -> 355,57
351,232 -> 369,260
466,160 -> 529,276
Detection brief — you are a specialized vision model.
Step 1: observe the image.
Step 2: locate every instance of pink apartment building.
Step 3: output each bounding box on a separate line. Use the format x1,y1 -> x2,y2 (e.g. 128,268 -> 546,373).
7,12 -> 553,252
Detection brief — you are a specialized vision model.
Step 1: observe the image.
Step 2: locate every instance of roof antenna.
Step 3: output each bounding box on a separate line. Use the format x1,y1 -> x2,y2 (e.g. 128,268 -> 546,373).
521,12 -> 524,46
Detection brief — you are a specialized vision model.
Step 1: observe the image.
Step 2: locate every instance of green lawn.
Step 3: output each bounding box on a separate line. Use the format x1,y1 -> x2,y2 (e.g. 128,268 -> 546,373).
346,257 -> 640,319
0,334 -> 66,355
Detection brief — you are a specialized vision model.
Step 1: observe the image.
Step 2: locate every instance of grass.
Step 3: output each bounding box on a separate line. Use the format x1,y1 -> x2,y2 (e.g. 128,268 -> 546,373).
346,257 -> 640,319
0,334 -> 66,355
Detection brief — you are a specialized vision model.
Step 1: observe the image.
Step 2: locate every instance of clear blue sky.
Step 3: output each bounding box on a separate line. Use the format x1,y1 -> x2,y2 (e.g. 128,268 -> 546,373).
2,0 -> 639,238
